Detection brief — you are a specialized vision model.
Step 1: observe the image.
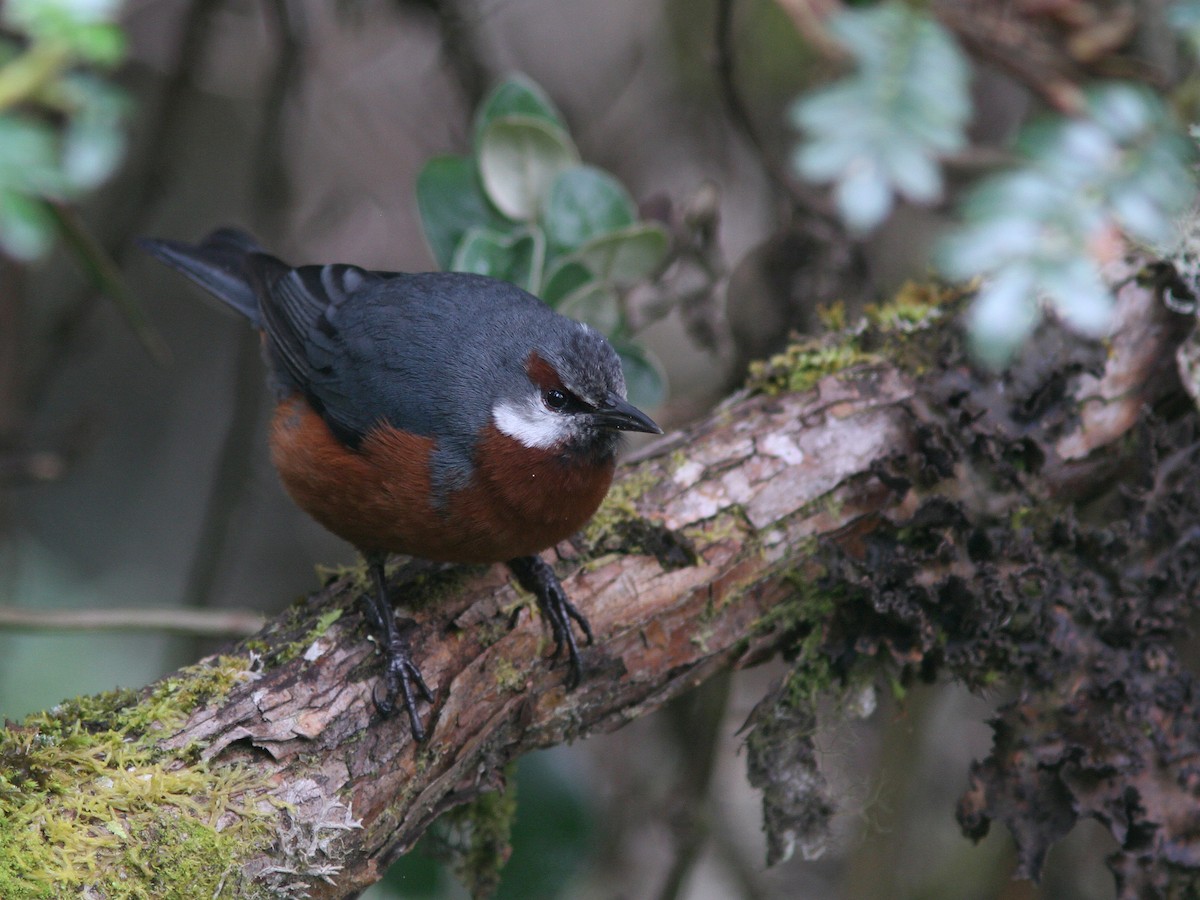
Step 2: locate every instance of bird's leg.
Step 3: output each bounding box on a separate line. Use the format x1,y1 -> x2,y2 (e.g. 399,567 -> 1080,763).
361,554 -> 434,741
507,554 -> 594,689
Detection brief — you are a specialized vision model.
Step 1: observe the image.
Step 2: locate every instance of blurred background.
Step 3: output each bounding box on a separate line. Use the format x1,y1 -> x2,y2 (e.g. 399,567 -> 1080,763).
7,0 -> 1194,896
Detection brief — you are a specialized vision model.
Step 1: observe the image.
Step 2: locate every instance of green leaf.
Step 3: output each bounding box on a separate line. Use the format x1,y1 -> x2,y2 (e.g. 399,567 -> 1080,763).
965,267 -> 1040,370
416,155 -> 507,270
940,80 -> 1197,367
473,75 -> 566,152
0,190 -> 54,260
789,1 -> 970,233
3,0 -> 125,65
478,116 -> 578,222
60,74 -> 127,189
542,165 -> 636,253
541,259 -> 593,306
65,21 -> 125,66
450,225 -> 545,293
612,338 -> 667,411
0,114 -> 68,198
1170,0 -> 1200,55
556,281 -> 621,334
571,223 -> 669,285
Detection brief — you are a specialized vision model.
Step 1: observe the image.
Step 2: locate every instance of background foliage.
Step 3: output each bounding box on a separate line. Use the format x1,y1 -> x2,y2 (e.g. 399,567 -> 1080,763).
4,1 -> 1200,898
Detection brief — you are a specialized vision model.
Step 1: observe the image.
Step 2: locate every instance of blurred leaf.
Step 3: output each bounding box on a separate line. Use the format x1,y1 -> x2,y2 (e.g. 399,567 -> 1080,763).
478,116 -> 579,222
0,191 -> 54,260
473,74 -> 567,152
1038,257 -> 1112,335
790,1 -> 970,233
832,157 -> 892,233
966,268 -> 1040,370
0,114 -> 68,197
1170,0 -> 1200,56
612,337 -> 667,411
60,73 -> 128,189
541,259 -> 593,306
571,223 -> 669,285
451,225 -> 546,293
542,165 -> 636,253
3,0 -> 125,66
940,82 -> 1197,367
416,155 -> 507,270
556,281 -> 621,334
0,0 -> 127,262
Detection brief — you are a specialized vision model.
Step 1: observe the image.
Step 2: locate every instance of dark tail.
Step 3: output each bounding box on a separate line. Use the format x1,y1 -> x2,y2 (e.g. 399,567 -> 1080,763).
138,228 -> 266,325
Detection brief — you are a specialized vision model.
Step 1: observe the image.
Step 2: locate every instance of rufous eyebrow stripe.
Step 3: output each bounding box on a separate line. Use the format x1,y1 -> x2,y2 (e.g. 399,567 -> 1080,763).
525,351 -> 564,392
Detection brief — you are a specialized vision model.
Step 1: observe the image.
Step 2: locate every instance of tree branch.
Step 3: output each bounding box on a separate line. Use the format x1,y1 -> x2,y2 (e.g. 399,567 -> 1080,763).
4,262 -> 1198,899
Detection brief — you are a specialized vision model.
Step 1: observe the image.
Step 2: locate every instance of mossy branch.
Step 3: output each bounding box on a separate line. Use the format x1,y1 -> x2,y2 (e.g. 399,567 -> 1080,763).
3,262 -> 1197,899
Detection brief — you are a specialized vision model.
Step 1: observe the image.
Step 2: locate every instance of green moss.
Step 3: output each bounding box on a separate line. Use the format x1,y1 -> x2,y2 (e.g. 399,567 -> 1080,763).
747,278 -> 970,397
476,614 -> 514,649
493,658 -> 526,693
309,608 -> 343,640
864,280 -> 953,332
0,653 -> 276,897
577,464 -> 668,557
576,462 -> 699,571
26,655 -> 254,747
584,466 -> 658,534
118,654 -> 256,737
816,300 -> 848,331
744,561 -> 841,705
0,714 -> 272,898
682,507 -> 753,550
746,336 -> 873,396
314,559 -> 370,590
438,775 -> 518,899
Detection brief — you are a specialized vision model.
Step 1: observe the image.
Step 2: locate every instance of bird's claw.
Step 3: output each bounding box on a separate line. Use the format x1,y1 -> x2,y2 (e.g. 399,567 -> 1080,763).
364,557 -> 434,741
508,554 -> 594,689
373,625 -> 434,741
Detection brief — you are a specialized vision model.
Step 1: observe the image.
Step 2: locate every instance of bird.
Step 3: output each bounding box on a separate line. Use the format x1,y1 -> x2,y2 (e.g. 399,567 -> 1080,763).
139,227 -> 662,741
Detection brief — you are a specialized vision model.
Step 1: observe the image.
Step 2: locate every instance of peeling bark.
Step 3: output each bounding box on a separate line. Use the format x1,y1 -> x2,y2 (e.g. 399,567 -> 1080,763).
5,259 -> 1200,899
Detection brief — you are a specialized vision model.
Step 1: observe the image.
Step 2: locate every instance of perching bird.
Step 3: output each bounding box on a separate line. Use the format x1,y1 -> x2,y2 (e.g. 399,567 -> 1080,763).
140,228 -> 662,740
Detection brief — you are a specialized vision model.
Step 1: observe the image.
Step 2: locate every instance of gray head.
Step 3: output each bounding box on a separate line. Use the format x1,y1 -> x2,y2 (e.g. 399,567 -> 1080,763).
491,321 -> 662,460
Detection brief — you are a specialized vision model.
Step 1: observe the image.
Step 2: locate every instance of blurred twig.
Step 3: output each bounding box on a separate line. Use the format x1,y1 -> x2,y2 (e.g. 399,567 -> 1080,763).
48,203 -> 172,366
0,605 -> 264,637
182,0 -> 302,645
932,0 -> 1087,114
0,449 -> 67,485
772,0 -> 845,58
28,0 -> 225,412
422,0 -> 495,111
254,0 -> 306,222
0,260 -> 24,439
711,0 -> 850,249
179,331 -> 265,619
657,672 -> 740,900
714,0 -> 805,207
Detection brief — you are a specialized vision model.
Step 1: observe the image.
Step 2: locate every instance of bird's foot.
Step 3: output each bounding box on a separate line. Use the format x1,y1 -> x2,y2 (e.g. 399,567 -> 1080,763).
363,557 -> 434,741
508,554 -> 594,689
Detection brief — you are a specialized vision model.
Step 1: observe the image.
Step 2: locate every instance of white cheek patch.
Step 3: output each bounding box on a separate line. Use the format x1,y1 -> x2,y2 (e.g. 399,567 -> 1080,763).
493,396 -> 572,449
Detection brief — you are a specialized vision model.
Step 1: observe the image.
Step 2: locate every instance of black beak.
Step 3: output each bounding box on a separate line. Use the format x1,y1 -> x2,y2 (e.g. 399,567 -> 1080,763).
592,394 -> 663,435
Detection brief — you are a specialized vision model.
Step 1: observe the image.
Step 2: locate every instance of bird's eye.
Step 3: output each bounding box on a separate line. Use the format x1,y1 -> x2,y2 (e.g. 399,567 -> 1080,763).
543,389 -> 568,411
